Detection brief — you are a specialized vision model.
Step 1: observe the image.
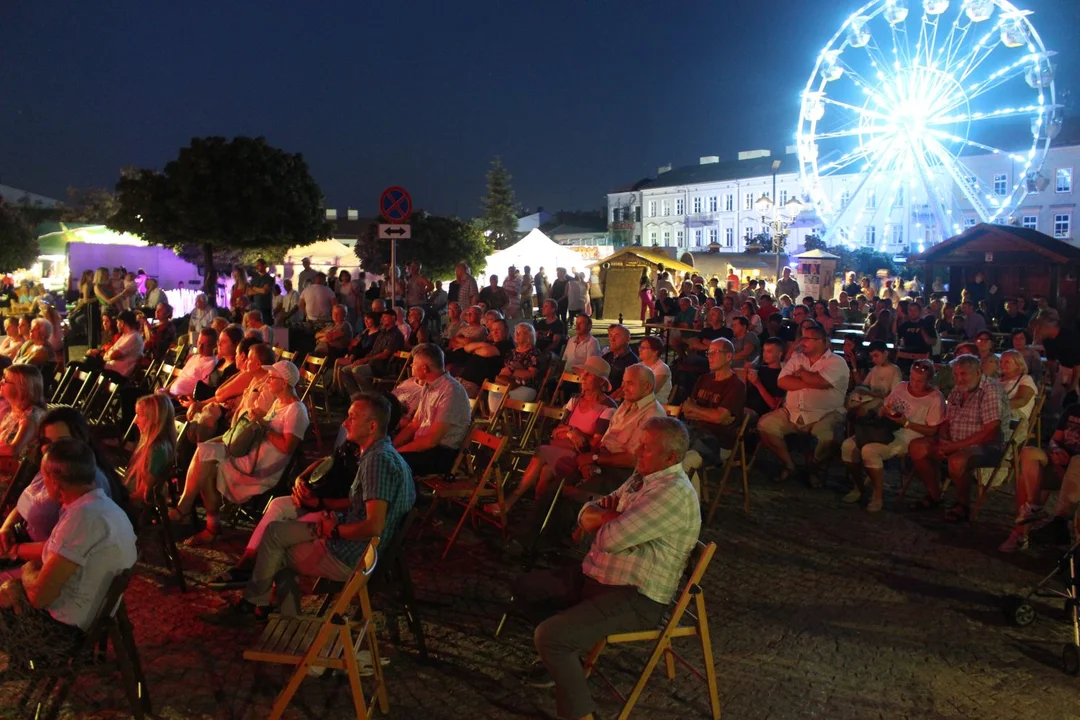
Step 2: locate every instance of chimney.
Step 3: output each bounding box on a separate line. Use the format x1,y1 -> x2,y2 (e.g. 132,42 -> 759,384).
699,156 -> 720,165
347,208 -> 358,220
325,208 -> 338,220
658,164 -> 672,174
738,150 -> 772,161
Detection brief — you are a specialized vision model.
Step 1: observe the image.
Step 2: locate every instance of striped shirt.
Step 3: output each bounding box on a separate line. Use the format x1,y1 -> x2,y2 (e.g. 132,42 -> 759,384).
580,463 -> 701,604
329,436 -> 415,567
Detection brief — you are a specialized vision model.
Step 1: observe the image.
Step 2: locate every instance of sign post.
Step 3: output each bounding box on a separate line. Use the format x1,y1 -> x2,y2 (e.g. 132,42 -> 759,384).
379,186 -> 413,305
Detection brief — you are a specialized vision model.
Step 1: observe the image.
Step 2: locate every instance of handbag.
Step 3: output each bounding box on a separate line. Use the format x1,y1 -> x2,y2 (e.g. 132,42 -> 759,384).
222,413 -> 266,457
853,415 -> 901,447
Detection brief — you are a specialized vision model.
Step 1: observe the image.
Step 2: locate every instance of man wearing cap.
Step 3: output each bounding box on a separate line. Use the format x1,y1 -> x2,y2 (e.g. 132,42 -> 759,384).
394,343 -> 472,476
171,360 -> 310,543
206,393 -> 414,624
297,258 -> 317,292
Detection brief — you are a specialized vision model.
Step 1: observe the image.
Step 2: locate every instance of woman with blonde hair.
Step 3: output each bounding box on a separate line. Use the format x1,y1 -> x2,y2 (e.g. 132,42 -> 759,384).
125,394 -> 177,505
93,266 -> 127,312
0,364 -> 46,458
40,302 -> 65,360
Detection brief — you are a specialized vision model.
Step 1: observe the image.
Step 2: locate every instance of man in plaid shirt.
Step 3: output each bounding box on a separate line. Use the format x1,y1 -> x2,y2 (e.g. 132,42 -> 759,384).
514,416 -> 701,720
908,354 -> 1009,521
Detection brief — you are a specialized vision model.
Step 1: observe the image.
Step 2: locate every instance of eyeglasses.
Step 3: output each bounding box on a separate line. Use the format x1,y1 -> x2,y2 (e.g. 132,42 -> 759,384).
911,364 -> 933,374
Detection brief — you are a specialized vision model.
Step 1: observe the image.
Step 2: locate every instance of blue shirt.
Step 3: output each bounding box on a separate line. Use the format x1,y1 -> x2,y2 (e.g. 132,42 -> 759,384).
328,436 -> 415,567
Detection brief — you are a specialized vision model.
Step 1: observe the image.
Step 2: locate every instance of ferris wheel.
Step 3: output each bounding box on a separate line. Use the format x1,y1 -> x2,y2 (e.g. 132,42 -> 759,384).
796,0 -> 1059,252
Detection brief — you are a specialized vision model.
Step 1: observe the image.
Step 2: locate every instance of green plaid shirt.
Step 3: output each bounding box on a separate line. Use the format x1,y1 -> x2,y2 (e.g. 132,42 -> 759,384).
329,437 -> 415,568
580,463 -> 701,604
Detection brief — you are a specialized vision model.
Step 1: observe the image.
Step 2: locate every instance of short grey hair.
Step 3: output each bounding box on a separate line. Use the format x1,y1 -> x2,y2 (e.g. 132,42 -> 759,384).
31,317 -> 53,340
710,337 -> 735,354
642,416 -> 689,463
625,363 -> 655,391
950,353 -> 982,372
514,321 -> 536,345
42,437 -> 97,487
412,343 -> 445,373
408,305 -> 426,321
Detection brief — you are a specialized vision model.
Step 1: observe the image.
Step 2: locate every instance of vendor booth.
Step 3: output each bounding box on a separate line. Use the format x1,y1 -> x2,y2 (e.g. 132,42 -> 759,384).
482,229 -> 586,280
591,246 -> 696,324
680,251 -> 791,291
281,238 -> 363,283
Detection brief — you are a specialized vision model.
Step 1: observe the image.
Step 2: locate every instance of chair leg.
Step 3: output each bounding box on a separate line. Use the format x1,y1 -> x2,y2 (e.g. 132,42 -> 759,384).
582,639 -> 607,679
396,554 -> 429,660
695,592 -> 722,720
616,636 -> 670,720
741,455 -> 751,514
663,639 -> 676,680
157,503 -> 187,593
118,606 -> 152,715
440,496 -> 480,561
109,623 -> 145,720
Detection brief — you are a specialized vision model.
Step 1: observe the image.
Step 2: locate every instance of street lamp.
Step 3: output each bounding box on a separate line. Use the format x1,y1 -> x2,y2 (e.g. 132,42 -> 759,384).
755,183 -> 803,287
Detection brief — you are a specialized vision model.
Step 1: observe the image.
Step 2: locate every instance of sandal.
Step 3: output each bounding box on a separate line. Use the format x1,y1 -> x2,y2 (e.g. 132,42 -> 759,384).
907,497 -> 940,511
184,528 -> 220,547
208,567 -> 252,590
944,504 -> 970,523
777,466 -> 797,483
167,507 -> 191,524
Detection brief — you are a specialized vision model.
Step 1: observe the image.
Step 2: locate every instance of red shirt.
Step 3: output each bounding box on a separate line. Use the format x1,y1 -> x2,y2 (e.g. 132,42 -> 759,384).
757,305 -> 780,321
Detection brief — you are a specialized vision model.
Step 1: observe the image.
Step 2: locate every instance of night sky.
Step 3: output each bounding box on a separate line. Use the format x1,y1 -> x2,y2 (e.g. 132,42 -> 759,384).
2,0 -> 1076,218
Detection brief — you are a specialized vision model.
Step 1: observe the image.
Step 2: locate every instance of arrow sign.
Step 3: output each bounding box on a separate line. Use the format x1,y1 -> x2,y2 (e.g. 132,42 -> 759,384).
379,223 -> 411,239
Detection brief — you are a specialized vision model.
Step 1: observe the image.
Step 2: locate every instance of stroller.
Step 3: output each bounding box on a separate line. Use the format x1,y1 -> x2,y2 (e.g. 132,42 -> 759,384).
1003,537 -> 1080,675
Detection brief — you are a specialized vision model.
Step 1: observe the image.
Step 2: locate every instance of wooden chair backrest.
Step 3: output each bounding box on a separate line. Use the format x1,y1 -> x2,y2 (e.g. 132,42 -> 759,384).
304,355 -> 327,372
552,371 -> 581,402
81,568 -> 135,648
497,398 -> 543,445
297,369 -> 319,405
474,380 -> 511,421
326,539 -> 380,619
280,349 -> 299,363
663,404 -> 682,418
451,426 -> 509,478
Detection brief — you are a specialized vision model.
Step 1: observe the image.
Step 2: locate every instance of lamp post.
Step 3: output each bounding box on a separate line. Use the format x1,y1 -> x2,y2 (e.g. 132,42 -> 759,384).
755,179 -> 803,289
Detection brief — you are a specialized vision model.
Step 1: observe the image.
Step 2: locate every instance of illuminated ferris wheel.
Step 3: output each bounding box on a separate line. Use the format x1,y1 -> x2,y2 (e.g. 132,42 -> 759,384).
796,0 -> 1059,252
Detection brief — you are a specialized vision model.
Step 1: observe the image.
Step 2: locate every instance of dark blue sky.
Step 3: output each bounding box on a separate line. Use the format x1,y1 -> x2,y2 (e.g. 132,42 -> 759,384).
1,0 -> 1075,217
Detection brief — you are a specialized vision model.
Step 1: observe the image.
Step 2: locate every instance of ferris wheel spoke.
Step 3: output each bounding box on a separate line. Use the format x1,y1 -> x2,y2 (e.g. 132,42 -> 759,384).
952,23 -> 1005,82
940,17 -> 974,70
922,137 -> 995,221
819,96 -> 896,126
828,135 -> 904,230
818,144 -> 878,175
810,125 -> 894,141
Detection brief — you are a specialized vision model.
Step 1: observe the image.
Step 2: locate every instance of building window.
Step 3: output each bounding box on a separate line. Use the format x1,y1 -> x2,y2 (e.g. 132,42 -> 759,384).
963,217 -> 977,230
744,193 -> 754,210
709,228 -> 718,245
611,207 -> 618,222
676,230 -> 684,245
635,206 -> 641,222
662,230 -> 671,245
694,229 -> 703,246
649,230 -> 657,244
744,226 -> 755,240
724,228 -> 734,247
891,224 -> 903,245
693,197 -> 702,214
1057,168 -> 1073,194
723,194 -> 732,212
661,201 -> 670,216
864,225 -> 876,245
1055,213 -> 1071,239
648,201 -> 656,218
780,189 -> 789,205
840,189 -> 851,207
893,187 -> 904,207
1022,215 -> 1038,230
994,173 -> 1008,196
675,198 -> 685,215
867,189 -> 877,209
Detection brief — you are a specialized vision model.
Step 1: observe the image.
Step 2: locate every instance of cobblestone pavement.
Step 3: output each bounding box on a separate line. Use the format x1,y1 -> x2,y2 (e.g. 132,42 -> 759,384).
4,436 -> 1080,719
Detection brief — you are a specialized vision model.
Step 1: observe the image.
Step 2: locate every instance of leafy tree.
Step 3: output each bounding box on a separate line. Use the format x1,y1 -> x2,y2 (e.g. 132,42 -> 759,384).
61,185 -> 120,223
826,245 -> 898,278
0,198 -> 40,273
353,212 -> 492,281
803,233 -> 826,252
109,136 -> 330,301
480,156 -> 519,250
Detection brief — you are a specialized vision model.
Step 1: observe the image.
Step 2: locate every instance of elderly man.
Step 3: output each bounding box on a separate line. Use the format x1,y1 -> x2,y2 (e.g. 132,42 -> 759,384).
908,354 -> 1008,521
394,344 -> 472,476
602,324 -> 638,397
142,277 -> 166,312
170,328 -> 220,400
682,338 -> 746,472
758,322 -> 850,487
338,310 -> 405,396
452,319 -> 513,397
207,394 -> 414,623
562,314 -> 601,368
0,438 -> 136,660
514,417 -> 701,720
958,301 -> 986,341
448,306 -> 488,350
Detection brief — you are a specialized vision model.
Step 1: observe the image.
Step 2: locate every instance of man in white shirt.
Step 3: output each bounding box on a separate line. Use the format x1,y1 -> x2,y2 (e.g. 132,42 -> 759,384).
758,322 -> 850,487
274,278 -> 300,326
296,258 -> 317,292
170,328 -> 220,399
143,278 -> 166,311
104,310 -> 145,379
562,314 -> 601,367
0,438 -> 136,660
298,272 -> 336,324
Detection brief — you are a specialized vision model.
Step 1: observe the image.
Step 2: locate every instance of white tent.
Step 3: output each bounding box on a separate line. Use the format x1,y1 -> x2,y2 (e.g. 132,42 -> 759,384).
482,229 -> 587,280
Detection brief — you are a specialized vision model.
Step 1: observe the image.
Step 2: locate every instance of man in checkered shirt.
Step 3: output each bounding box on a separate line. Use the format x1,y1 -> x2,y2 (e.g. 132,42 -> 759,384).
513,416 -> 701,720
908,353 -> 1009,521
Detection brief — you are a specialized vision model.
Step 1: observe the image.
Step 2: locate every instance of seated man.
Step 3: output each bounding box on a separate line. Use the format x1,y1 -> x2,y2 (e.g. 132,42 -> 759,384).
338,310 -> 405,396
168,328 -> 220,400
601,324 -> 638,398
534,299 -> 566,354
744,337 -> 785,416
908,354 -> 1008,521
103,310 -> 145,380
682,338 -> 746,472
394,344 -> 472,476
514,417 -> 701,720
207,393 -> 415,622
1003,402 -> 1080,550
0,438 -> 136,662
758,322 -> 850,487
452,319 -> 513,397
845,340 -> 901,418
670,306 -> 732,404
730,316 -> 760,369
0,317 -> 25,360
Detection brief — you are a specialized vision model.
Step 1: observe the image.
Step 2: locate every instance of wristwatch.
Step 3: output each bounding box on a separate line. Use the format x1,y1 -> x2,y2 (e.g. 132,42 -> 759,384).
592,453 -> 599,463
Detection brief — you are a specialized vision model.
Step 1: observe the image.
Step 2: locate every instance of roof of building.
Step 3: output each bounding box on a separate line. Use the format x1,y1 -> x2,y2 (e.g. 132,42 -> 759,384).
589,245 -> 696,273
0,184 -> 62,208
548,222 -> 607,237
626,154 -> 799,193
909,222 -> 1080,264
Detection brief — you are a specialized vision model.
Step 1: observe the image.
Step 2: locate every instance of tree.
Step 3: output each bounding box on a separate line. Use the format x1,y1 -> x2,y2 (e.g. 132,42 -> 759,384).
827,245 -> 898,278
480,156 -> 519,250
803,233 -> 826,252
0,198 -> 40,273
61,185 -> 120,223
353,212 -> 492,281
109,136 -> 330,301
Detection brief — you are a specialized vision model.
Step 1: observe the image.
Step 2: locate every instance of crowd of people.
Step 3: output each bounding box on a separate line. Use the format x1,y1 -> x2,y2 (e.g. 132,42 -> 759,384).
2,254 -> 1079,720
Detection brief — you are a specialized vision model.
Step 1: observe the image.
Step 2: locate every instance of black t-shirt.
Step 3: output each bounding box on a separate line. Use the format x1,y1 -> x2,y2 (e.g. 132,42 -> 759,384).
998,312 -> 1028,335
898,320 -> 934,354
1056,403 -> 1080,455
603,349 -> 639,392
461,339 -> 512,386
843,282 -> 861,297
1045,329 -> 1080,369
700,325 -> 734,342
534,318 -> 566,351
745,366 -> 783,417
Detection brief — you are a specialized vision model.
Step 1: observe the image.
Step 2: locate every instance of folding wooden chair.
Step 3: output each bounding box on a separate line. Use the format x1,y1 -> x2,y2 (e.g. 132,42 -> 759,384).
49,364 -> 78,404
703,413 -> 754,523
296,368 -> 325,452
280,349 -> 302,365
582,541 -> 721,720
496,398 -> 544,479
272,345 -> 285,361
1029,390 -> 1048,449
373,350 -> 413,391
472,379 -> 511,427
89,380 -> 123,427
19,569 -> 151,720
551,370 -> 581,404
244,540 -> 389,720
301,355 -> 332,421
663,404 -> 682,418
0,449 -> 39,517
48,368 -> 97,410
418,427 -> 510,560
972,421 -> 1028,520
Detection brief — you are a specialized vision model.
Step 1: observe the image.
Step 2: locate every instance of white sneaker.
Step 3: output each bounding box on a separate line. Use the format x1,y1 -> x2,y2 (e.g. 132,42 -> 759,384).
998,527 -> 1029,553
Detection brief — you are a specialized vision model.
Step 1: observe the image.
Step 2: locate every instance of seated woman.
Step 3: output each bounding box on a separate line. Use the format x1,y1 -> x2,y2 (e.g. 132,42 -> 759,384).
0,317 -> 24,359
313,304 -> 352,358
181,340 -> 274,446
740,300 -> 763,336
0,364 -> 47,460
170,360 -> 309,544
840,359 -> 945,513
404,306 -> 430,349
490,322 -> 541,412
123,393 -> 176,507
0,438 -> 136,663
491,358 -> 615,517
442,302 -> 464,346
83,313 -> 120,361
12,318 -> 56,369
333,311 -> 381,393
41,302 -> 65,365
637,335 -> 672,404
999,349 -> 1037,438
1010,328 -> 1043,386
864,309 -> 895,344
0,409 -> 123,578
141,302 -> 177,364
814,300 -> 836,335
243,309 -> 273,345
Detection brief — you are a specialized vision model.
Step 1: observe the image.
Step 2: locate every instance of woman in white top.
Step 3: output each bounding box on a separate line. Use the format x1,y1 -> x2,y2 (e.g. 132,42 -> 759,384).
840,359 -> 945,513
171,359 -> 308,544
489,360 -> 616,517
637,336 -> 672,404
999,349 -> 1038,437
188,292 -> 215,343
